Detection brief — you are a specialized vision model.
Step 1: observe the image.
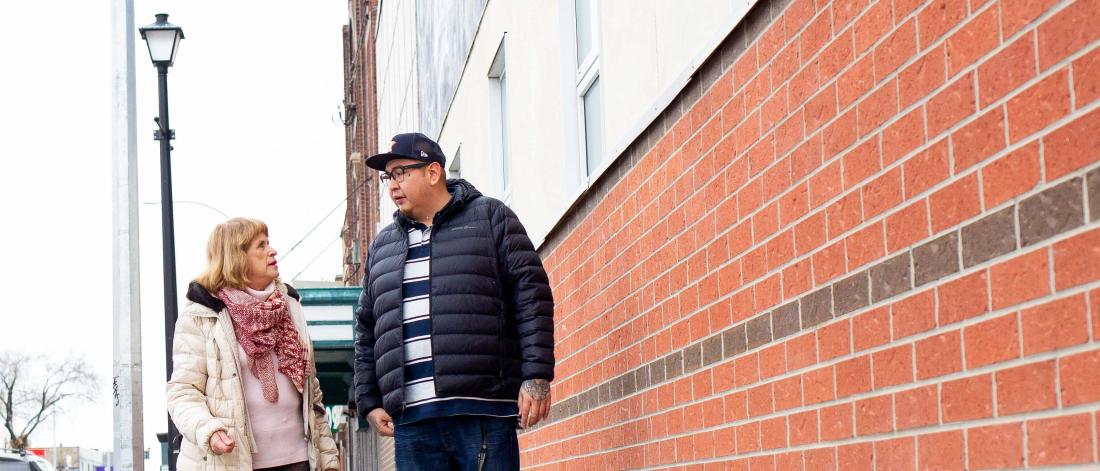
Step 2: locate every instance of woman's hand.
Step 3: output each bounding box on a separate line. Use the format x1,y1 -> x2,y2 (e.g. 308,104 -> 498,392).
209,430 -> 235,455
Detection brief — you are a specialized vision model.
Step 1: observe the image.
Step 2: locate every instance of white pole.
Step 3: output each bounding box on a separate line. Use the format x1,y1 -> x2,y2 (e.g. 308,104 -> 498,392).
111,0 -> 144,470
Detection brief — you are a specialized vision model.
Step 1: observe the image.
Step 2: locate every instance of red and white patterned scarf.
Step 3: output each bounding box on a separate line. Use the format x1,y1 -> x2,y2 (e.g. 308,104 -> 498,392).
217,287 -> 306,402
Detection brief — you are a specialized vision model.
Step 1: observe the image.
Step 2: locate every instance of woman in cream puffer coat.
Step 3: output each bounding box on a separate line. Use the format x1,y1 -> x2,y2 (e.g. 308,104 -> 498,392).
167,218 -> 339,471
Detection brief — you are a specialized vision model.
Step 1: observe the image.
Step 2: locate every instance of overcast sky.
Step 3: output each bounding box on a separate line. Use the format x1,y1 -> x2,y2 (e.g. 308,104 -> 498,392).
0,2 -> 349,468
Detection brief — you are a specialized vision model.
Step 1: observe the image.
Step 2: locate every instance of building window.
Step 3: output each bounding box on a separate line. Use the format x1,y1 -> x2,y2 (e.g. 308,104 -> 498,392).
575,0 -> 603,177
488,37 -> 510,199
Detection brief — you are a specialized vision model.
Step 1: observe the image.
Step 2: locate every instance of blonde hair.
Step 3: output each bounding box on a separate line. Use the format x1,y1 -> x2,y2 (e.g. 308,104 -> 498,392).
195,217 -> 271,292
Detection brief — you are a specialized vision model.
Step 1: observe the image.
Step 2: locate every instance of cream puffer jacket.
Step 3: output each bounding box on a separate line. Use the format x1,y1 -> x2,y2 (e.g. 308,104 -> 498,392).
166,281 -> 339,471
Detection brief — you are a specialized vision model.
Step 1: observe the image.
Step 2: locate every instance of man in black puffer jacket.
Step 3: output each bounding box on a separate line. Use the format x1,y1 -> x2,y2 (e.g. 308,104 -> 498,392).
354,133 -> 554,470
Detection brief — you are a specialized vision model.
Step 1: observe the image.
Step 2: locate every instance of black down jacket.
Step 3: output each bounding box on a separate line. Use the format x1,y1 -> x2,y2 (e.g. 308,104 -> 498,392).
354,179 -> 555,417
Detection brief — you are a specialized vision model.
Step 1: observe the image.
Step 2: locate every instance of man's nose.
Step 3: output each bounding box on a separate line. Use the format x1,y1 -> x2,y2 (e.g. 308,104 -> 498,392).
387,178 -> 401,191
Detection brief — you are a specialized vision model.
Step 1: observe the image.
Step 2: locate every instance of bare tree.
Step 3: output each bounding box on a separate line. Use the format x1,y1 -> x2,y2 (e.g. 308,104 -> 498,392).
0,352 -> 97,450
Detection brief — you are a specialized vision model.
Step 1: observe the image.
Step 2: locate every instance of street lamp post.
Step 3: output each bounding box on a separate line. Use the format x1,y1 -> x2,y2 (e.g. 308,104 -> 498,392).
138,13 -> 184,471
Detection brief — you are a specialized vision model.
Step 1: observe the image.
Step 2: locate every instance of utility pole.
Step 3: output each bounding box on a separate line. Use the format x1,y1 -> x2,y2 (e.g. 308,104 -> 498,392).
111,0 -> 144,470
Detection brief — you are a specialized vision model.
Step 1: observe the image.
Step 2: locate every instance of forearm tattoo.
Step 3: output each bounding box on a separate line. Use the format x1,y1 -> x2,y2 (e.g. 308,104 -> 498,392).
523,379 -> 550,400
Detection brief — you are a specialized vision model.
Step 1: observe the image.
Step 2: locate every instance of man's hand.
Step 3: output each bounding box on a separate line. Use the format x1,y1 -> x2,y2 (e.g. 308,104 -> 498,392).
518,379 -> 552,429
209,430 -> 235,455
367,408 -> 395,437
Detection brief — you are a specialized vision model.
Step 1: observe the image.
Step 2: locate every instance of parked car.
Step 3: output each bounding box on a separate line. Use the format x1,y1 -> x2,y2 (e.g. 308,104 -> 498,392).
0,451 -> 48,471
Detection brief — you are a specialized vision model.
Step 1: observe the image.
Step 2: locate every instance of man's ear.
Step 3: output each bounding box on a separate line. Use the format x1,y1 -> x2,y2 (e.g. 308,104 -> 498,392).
431,162 -> 446,185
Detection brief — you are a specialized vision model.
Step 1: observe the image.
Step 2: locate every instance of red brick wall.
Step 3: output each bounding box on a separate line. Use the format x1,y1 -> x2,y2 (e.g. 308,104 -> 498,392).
527,0 -> 1100,468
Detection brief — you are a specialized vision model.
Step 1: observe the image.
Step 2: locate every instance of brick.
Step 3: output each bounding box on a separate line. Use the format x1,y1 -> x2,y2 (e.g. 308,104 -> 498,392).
789,410 -> 819,446
874,20 -> 917,79
929,173 -> 981,233
997,360 -> 1057,416
990,249 -> 1050,310
918,430 -> 964,471
839,57 -> 876,117
746,313 -> 773,351
1002,0 -> 1058,37
1094,289 -> 1100,341
837,442 -> 874,471
760,416 -> 787,450
832,0 -> 868,29
685,342 -> 702,373
964,313 -> 1020,368
1091,169 -> 1100,222
1074,46 -> 1100,106
873,437 -> 914,471
857,83 -> 899,136
912,232 -> 959,286
1054,226 -> 1100,292
796,212 -> 827,256
771,301 -> 800,340
886,201 -> 930,254
854,0 -> 891,54
836,355 -> 872,398
1044,107 -> 1100,179
1021,294 -> 1089,355
774,375 -> 802,411
882,108 -> 925,165
806,448 -> 837,471
723,323 -> 748,358
919,0 -> 967,48
945,5 -> 999,76
784,259 -> 813,299
968,423 -> 1024,469
862,170 -> 903,220
787,333 -> 818,371
748,384 -> 774,418
892,290 -> 936,339
833,272 -> 870,315
870,252 -> 912,302
820,403 -> 854,441
937,270 -> 989,325
916,331 -> 962,380
1027,414 -> 1094,465
702,334 -> 723,366
826,191 -> 863,239
818,319 -> 851,361
736,421 -> 761,453
801,286 -> 834,328
856,395 -> 893,436
780,184 -> 810,228
1019,177 -> 1084,247
960,207 -> 1017,267
981,142 -> 1041,208
941,374 -> 994,422
872,344 -> 913,389
979,34 -> 1037,107
902,139 -> 950,199
1007,69 -> 1071,142
846,222 -> 886,270
1037,0 -> 1100,70
760,343 -> 786,379
735,352 -> 759,387
803,366 -> 835,405
1060,348 -> 1100,406
814,159 -> 844,209
899,46 -> 946,109
927,72 -> 976,137
801,7 -> 833,59
853,307 -> 890,351
951,106 -> 1006,173
894,385 -> 938,430
775,452 -> 803,471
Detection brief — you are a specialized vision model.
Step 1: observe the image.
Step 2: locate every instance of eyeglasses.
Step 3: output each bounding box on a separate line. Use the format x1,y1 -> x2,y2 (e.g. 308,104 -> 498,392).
379,162 -> 430,184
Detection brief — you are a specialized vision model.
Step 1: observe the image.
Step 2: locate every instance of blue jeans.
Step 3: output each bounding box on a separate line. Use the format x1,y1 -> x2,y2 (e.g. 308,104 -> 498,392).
394,415 -> 520,471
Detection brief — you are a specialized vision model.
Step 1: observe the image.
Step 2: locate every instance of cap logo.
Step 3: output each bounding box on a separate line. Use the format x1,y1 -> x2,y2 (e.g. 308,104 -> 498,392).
420,150 -> 429,158
390,140 -> 397,151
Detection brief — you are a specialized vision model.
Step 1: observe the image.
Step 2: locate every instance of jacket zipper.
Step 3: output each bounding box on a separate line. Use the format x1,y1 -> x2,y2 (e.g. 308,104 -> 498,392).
218,313 -> 256,453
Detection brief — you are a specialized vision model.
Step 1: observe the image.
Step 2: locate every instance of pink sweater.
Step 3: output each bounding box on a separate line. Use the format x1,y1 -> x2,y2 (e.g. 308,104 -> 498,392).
239,284 -> 309,469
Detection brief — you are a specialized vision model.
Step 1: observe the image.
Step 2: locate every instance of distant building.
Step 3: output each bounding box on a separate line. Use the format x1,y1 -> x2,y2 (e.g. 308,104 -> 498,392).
37,447 -> 103,471
340,0 -> 384,286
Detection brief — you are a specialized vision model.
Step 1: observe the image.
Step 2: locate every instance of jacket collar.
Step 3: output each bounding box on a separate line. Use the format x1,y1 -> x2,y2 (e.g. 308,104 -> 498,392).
394,178 -> 482,230
186,281 -> 300,313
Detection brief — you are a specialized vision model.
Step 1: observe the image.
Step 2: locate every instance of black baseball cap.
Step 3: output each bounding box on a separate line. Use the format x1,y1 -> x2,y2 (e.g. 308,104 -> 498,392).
365,132 -> 447,171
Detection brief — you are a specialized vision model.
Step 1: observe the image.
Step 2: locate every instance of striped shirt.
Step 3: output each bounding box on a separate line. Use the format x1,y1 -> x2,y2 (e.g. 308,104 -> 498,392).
396,223 -> 518,425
